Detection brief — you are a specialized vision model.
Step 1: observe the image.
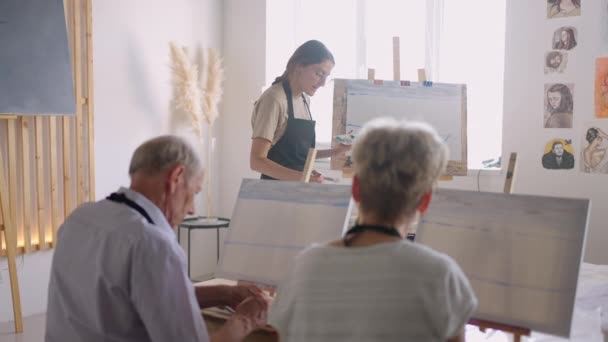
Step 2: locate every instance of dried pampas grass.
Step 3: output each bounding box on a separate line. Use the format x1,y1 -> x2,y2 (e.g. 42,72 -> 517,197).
169,42 -> 203,139
169,43 -> 225,219
202,48 -> 224,125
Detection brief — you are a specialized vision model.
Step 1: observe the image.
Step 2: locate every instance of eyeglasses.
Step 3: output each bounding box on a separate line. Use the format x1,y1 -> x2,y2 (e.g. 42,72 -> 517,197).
312,68 -> 332,83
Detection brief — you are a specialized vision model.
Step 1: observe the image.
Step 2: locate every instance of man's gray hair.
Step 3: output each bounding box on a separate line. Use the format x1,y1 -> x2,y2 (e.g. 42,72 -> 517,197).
352,118 -> 448,221
129,135 -> 201,178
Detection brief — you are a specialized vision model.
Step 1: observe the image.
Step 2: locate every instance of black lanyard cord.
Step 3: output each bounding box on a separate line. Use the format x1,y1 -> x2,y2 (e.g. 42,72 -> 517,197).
343,224 -> 402,247
106,192 -> 155,225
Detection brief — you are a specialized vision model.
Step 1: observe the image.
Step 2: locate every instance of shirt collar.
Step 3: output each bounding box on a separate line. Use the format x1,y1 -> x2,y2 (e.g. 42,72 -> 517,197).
116,187 -> 173,232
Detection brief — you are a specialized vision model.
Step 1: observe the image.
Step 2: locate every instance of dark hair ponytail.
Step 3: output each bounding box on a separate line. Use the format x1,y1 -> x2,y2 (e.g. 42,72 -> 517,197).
273,40 -> 335,85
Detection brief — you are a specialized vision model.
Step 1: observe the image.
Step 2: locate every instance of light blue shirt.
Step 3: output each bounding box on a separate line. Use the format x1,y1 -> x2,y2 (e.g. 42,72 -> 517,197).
46,187 -> 208,342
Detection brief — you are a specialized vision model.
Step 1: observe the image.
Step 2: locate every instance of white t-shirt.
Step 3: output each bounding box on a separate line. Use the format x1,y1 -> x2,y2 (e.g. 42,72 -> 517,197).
251,82 -> 312,145
45,187 -> 209,342
269,240 -> 478,342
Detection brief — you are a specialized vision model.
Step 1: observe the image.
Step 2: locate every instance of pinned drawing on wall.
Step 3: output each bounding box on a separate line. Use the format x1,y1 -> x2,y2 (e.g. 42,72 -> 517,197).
581,122 -> 608,174
594,57 -> 608,118
545,51 -> 568,74
545,83 -> 574,128
542,138 -> 574,169
552,27 -> 578,50
547,0 -> 581,19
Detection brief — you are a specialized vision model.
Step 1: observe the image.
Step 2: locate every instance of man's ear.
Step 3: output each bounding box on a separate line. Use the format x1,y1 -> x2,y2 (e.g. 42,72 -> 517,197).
167,164 -> 186,193
352,175 -> 361,203
418,191 -> 433,214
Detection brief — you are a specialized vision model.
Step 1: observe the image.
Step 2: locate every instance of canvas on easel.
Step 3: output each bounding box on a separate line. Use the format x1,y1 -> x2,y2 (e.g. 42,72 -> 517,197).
216,179 -> 353,286
331,79 -> 467,176
416,188 -> 589,338
331,37 -> 467,176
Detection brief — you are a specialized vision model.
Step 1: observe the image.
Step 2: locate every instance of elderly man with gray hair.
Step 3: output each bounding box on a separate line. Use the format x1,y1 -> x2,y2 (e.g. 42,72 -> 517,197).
269,118 -> 478,342
46,135 -> 267,342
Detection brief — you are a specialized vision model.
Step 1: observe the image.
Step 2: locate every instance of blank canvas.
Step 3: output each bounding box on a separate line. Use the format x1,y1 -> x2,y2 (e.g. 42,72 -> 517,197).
216,179 -> 353,286
416,189 -> 589,337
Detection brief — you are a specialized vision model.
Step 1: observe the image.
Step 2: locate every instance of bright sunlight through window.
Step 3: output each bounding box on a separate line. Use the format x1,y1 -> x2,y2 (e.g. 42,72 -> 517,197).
267,0 -> 506,169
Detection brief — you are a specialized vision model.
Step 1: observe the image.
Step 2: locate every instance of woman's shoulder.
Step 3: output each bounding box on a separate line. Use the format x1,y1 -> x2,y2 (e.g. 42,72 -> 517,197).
259,82 -> 287,103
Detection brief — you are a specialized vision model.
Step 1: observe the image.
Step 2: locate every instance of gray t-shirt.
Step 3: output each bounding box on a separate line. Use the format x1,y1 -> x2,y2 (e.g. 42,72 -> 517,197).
269,241 -> 478,342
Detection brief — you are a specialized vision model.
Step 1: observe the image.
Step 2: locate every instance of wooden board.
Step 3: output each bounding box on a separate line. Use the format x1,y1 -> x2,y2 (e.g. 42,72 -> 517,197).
34,117 -> 48,248
0,140 -> 23,332
20,117 -> 32,251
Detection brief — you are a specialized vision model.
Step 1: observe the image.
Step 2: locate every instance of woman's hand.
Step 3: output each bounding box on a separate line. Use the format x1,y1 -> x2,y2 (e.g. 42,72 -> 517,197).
310,170 -> 324,183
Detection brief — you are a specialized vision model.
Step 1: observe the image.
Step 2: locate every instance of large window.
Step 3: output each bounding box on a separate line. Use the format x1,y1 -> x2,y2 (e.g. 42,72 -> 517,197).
267,0 -> 506,169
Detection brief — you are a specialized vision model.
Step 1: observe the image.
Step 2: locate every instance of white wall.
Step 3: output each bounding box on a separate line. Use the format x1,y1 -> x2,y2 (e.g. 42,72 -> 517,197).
94,0 -> 223,201
0,0 -> 223,323
502,0 -> 608,264
217,0 -> 267,217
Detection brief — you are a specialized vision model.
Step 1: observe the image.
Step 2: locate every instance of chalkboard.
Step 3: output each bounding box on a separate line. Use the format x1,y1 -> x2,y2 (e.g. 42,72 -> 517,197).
416,189 -> 589,338
331,79 -> 467,175
0,0 -> 75,116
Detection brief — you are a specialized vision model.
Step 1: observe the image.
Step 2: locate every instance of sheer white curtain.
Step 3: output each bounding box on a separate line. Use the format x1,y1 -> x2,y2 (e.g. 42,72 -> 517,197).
272,0 -> 506,167
293,0 -> 429,144
435,0 -> 506,168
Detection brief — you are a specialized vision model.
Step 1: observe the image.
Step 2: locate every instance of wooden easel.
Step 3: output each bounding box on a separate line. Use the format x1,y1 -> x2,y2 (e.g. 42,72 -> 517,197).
503,152 -> 517,194
0,117 -> 23,333
361,37 -> 453,181
469,319 -> 530,342
301,148 -> 317,183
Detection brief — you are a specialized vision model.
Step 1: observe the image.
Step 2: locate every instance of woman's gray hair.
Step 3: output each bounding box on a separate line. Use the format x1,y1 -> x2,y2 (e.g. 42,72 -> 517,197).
352,118 -> 448,221
129,135 -> 201,178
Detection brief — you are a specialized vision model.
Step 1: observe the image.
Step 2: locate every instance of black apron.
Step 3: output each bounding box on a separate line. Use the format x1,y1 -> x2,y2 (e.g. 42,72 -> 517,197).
261,81 -> 316,180
106,192 -> 155,224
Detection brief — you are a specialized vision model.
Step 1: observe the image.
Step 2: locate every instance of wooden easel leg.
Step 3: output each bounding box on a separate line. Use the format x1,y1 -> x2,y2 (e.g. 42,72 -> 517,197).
504,152 -> 517,194
300,148 -> 317,183
0,148 -> 23,333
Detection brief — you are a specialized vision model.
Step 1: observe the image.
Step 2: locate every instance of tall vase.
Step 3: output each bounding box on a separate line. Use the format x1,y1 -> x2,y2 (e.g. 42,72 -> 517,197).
206,123 -> 213,220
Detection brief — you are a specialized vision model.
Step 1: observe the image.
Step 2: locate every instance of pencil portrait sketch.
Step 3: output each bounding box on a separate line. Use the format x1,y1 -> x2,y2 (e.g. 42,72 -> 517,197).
547,0 -> 581,19
545,51 -> 568,74
544,83 -> 574,128
542,139 -> 574,170
552,27 -> 578,51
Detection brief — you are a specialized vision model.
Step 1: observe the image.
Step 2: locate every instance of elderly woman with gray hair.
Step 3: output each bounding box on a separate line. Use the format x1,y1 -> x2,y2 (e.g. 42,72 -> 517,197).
268,118 -> 478,342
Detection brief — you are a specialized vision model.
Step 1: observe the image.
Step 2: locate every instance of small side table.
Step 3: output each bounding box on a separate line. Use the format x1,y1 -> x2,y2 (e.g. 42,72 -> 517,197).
178,216 -> 230,279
